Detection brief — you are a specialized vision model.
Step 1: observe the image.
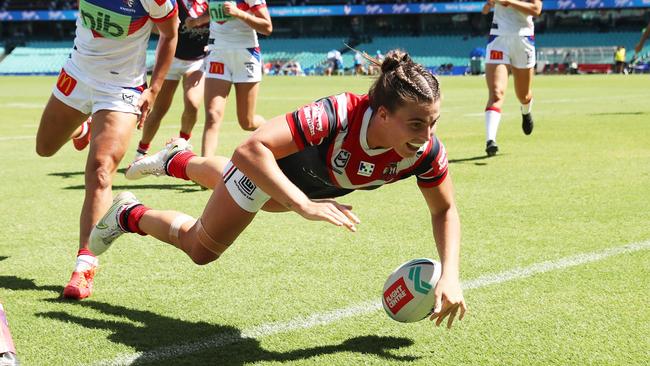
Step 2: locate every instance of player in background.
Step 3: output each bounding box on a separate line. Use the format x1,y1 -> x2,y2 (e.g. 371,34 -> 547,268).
0,302 -> 18,366
35,0 -> 179,300
481,0 -> 542,156
91,50 -> 467,328
185,0 -> 273,157
634,22 -> 650,56
132,0 -> 210,162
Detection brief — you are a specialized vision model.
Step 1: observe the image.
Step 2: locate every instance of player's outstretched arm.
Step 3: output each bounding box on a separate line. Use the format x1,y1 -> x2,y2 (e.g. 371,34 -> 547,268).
496,0 -> 542,17
138,15 -> 179,128
419,175 -> 467,329
231,116 -> 359,232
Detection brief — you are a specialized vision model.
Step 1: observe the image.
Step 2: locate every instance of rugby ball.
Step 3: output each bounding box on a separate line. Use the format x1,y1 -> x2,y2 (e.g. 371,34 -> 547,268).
382,258 -> 442,323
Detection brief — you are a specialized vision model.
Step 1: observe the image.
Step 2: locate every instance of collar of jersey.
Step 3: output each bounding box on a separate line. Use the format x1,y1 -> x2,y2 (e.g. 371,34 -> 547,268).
360,107 -> 391,156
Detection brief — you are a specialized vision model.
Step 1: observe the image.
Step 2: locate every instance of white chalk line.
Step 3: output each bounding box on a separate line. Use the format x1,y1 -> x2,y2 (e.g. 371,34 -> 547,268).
90,240 -> 650,366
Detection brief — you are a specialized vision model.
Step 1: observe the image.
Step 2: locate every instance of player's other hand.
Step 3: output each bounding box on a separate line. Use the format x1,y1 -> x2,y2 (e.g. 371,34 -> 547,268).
223,2 -> 244,18
137,89 -> 156,129
296,199 -> 361,232
429,275 -> 467,329
496,0 -> 510,6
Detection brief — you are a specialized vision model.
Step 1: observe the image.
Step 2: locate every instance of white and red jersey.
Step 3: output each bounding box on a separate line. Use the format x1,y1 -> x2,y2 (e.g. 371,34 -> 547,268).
280,93 -> 449,199
208,0 -> 266,50
72,0 -> 177,87
490,2 -> 534,36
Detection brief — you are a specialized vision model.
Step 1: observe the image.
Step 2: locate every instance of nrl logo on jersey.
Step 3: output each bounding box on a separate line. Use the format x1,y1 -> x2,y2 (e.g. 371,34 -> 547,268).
333,150 -> 350,168
123,0 -> 134,7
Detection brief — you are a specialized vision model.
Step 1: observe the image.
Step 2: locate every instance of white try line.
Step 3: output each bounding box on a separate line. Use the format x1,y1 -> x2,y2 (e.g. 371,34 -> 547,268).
91,240 -> 650,366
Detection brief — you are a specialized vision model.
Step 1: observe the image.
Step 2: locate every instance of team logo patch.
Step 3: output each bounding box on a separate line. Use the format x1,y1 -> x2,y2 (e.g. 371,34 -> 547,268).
490,50 -> 504,60
236,176 -> 257,199
56,68 -> 77,96
299,101 -> 329,144
383,277 -> 414,315
334,150 -> 350,168
244,62 -> 255,77
358,161 -> 374,177
209,62 -> 224,75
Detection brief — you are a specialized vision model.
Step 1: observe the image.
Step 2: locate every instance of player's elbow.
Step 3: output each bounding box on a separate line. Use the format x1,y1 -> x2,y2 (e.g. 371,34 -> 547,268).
260,23 -> 273,36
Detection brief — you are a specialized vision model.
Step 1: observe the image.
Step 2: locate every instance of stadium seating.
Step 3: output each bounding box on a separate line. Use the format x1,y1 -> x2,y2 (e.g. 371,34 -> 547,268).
1,31 -> 646,75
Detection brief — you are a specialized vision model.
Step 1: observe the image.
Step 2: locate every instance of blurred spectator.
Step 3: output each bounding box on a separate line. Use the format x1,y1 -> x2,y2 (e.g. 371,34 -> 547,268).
353,51 -> 366,75
614,45 -> 626,74
324,49 -> 343,76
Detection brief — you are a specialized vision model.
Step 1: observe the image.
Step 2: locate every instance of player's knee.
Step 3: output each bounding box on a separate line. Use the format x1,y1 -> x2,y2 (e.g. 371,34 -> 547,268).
35,142 -> 56,157
189,251 -> 219,266
518,92 -> 533,105
88,158 -> 117,190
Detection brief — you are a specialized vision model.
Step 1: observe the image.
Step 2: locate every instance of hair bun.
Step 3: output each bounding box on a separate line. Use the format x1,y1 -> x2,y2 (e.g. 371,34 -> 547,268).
381,50 -> 411,73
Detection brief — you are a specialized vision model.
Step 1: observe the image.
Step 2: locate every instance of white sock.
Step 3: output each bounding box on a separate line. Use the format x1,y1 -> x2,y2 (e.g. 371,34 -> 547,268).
74,120 -> 89,140
74,254 -> 98,272
485,109 -> 502,142
520,99 -> 533,115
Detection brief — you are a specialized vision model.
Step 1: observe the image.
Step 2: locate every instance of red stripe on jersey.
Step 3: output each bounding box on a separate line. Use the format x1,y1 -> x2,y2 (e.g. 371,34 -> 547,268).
128,16 -> 150,35
237,2 -> 250,11
155,0 -> 168,5
285,113 -> 305,151
417,169 -> 448,188
151,3 -> 178,23
249,3 -> 266,12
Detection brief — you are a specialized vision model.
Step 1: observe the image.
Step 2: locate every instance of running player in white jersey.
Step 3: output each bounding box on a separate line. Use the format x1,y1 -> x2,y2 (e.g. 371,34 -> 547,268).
133,0 -> 210,161
35,0 -> 179,300
482,0 -> 542,156
185,0 -> 272,157
91,51 -> 467,328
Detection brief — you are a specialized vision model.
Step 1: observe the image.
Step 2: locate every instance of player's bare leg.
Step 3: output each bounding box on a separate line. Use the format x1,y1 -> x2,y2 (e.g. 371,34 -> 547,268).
180,69 -> 205,139
512,66 -> 534,135
234,82 -> 265,131
36,94 -> 89,157
202,78 -> 231,157
484,63 -> 509,156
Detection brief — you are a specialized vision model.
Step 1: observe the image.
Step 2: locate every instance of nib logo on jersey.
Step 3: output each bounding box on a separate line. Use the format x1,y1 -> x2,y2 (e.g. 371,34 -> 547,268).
79,0 -> 131,39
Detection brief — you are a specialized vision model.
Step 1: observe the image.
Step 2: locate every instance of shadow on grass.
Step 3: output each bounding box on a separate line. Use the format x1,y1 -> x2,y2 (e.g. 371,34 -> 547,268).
588,111 -> 648,116
0,275 -> 61,294
0,276 -> 418,364
449,154 -> 495,166
38,300 -> 418,365
48,168 -> 128,179
62,183 -> 203,193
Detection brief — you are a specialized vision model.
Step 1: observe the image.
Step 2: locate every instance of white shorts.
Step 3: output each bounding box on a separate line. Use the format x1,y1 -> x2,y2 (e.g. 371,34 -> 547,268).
165,57 -> 205,81
485,35 -> 536,69
52,60 -> 142,115
223,161 -> 270,213
204,47 -> 262,83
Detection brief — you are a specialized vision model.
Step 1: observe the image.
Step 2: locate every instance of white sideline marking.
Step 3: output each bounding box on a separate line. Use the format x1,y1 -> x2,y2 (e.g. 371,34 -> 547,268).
0,135 -> 34,141
91,240 -> 650,366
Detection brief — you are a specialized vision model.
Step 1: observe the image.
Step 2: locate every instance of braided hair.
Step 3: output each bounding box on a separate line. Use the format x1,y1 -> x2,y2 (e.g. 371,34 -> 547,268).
368,50 -> 441,113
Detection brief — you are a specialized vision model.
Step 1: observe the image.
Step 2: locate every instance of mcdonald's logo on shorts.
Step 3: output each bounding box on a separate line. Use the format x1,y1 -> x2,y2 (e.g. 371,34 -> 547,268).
490,50 -> 504,60
56,69 -> 77,96
209,62 -> 224,75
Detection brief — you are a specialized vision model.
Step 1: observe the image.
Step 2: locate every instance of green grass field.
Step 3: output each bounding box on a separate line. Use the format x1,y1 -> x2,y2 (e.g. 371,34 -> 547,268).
0,74 -> 649,365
